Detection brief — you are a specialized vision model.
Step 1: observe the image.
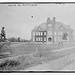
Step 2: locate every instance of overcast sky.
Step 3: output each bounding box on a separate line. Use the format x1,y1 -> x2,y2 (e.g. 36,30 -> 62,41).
0,3 -> 75,40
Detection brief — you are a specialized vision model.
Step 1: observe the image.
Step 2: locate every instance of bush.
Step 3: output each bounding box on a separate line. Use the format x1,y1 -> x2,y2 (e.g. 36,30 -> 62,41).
0,59 -> 20,70
0,42 -> 13,58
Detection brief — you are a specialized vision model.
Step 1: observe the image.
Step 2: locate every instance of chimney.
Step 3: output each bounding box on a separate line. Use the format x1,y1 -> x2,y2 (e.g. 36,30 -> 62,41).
47,17 -> 51,25
53,17 -> 56,24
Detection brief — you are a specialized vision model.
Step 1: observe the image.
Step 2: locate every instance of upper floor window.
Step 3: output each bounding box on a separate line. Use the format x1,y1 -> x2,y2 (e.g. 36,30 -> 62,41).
44,38 -> 46,41
36,37 -> 38,41
40,32 -> 43,35
41,37 -> 42,41
38,32 -> 40,36
44,32 -> 46,35
38,37 -> 41,41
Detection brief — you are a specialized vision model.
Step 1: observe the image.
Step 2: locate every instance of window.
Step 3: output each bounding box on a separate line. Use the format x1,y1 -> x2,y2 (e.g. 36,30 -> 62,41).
40,32 -> 42,35
44,32 -> 46,35
44,38 -> 46,41
38,37 -> 41,41
36,37 -> 38,41
38,32 -> 40,36
41,37 -> 42,41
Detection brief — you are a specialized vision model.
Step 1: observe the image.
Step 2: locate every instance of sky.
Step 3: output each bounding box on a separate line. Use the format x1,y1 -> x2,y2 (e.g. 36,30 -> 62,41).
0,3 -> 75,40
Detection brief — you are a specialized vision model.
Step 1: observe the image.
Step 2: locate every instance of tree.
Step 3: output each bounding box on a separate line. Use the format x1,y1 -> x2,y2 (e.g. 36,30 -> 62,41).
18,37 -> 20,42
62,32 -> 68,40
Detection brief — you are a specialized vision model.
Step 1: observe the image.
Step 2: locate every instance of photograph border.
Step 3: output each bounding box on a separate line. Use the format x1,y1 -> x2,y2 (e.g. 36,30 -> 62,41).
0,1 -> 75,73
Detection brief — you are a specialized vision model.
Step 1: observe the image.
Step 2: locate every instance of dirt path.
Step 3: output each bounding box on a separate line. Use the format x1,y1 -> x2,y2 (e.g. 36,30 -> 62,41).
25,47 -> 75,71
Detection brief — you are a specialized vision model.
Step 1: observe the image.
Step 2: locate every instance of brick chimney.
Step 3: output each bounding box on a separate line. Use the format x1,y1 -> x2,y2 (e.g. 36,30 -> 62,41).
47,17 -> 51,25
53,17 -> 56,24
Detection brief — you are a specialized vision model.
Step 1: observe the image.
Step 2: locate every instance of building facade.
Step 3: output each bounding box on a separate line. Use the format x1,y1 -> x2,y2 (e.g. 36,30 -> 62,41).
31,17 -> 74,44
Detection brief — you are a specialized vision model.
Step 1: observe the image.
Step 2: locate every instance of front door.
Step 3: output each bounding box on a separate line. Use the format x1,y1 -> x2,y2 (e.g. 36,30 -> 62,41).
47,36 -> 53,44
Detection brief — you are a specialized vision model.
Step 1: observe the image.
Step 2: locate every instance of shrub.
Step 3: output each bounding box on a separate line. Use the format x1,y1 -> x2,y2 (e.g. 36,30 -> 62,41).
0,59 -> 20,70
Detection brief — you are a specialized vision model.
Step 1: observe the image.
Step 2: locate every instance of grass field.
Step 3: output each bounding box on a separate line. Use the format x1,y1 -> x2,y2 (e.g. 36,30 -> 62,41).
9,42 -> 65,55
0,42 -> 74,71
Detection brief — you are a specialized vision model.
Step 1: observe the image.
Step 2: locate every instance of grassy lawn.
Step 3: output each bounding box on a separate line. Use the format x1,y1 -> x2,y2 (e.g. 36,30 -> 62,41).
9,42 -> 65,55
0,42 -> 74,71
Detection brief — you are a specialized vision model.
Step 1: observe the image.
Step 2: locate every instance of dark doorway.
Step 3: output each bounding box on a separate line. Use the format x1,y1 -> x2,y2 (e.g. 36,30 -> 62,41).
48,37 -> 52,42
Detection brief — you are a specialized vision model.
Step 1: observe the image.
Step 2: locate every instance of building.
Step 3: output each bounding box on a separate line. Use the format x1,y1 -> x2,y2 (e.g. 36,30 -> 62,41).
31,17 -> 74,44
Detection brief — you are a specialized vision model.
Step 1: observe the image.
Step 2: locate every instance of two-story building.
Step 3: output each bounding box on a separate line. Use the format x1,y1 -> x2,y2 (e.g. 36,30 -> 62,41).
31,17 -> 74,44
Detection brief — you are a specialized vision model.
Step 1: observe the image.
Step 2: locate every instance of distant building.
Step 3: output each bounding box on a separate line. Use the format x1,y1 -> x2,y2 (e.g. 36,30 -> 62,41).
31,17 -> 74,44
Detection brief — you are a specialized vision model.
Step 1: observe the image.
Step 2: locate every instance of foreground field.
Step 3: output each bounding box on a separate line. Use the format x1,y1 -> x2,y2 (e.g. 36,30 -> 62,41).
0,42 -> 74,71
25,46 -> 75,71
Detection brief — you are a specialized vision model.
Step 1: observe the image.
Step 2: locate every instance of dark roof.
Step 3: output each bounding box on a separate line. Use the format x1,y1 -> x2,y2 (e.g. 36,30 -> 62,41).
32,20 -> 71,31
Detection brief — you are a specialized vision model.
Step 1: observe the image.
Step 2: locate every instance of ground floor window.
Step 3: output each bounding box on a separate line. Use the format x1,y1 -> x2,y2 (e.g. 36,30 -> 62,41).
44,32 -> 46,35
44,37 -> 46,41
36,37 -> 38,41
38,32 -> 40,36
40,37 -> 42,41
40,32 -> 43,35
38,37 -> 41,41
